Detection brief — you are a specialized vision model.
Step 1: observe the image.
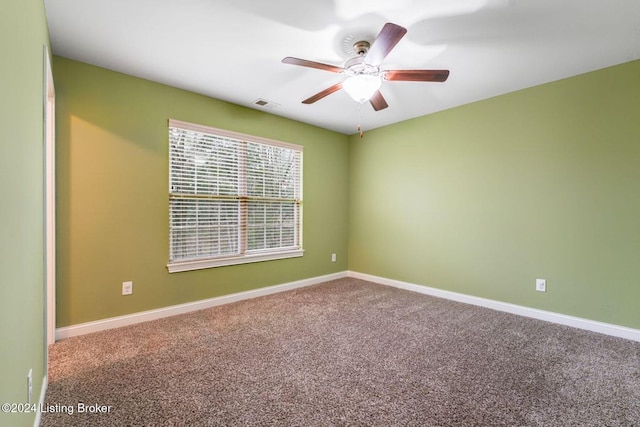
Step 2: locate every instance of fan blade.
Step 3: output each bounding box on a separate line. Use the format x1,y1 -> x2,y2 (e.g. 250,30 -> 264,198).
302,83 -> 343,104
369,90 -> 389,111
384,70 -> 450,82
365,23 -> 407,65
282,57 -> 344,73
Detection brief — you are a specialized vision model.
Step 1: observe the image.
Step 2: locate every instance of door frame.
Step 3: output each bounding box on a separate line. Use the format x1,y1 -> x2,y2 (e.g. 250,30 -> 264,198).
44,47 -> 56,346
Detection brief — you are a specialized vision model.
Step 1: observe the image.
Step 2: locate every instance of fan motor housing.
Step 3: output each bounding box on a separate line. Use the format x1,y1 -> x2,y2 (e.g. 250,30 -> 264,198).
344,56 -> 379,77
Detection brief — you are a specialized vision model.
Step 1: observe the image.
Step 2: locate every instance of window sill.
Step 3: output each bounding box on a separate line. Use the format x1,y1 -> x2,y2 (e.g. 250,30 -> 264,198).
167,249 -> 304,273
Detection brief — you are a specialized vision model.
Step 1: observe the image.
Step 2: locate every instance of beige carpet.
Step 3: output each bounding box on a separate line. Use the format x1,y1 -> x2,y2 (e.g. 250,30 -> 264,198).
42,278 -> 640,426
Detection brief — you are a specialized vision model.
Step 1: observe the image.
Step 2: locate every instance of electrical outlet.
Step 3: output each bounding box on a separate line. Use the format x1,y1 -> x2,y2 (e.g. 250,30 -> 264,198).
331,253 -> 337,262
122,281 -> 133,295
27,369 -> 33,404
536,278 -> 547,292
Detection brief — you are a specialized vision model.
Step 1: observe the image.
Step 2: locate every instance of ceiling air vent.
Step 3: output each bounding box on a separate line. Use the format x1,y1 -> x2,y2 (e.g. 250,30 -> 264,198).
253,98 -> 280,109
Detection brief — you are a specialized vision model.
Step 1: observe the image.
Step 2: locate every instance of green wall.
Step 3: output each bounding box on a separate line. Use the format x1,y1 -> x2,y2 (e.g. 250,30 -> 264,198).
54,57 -> 349,327
0,1 -> 49,426
349,60 -> 640,330
53,53 -> 640,332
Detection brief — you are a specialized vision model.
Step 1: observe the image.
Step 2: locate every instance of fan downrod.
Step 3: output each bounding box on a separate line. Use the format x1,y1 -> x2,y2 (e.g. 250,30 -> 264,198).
352,41 -> 370,56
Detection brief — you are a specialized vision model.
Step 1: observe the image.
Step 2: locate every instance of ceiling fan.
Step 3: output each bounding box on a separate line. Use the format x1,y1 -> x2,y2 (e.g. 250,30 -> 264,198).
282,22 -> 450,111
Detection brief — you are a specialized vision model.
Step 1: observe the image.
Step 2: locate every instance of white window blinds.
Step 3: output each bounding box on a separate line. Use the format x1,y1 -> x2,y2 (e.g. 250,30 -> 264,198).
168,119 -> 303,272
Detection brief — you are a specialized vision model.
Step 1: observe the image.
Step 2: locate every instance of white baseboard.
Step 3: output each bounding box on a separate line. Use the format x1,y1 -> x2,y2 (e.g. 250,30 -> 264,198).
348,271 -> 640,343
56,271 -> 348,340
56,270 -> 640,343
33,375 -> 47,427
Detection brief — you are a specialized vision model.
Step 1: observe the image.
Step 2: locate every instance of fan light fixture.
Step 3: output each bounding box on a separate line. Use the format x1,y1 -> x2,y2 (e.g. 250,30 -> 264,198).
342,74 -> 382,103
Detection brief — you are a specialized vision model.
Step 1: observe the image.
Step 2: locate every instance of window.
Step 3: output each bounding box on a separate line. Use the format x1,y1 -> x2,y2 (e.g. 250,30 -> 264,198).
167,119 -> 303,273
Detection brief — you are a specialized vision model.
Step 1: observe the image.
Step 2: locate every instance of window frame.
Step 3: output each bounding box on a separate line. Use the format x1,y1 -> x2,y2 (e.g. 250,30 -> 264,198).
167,119 -> 303,273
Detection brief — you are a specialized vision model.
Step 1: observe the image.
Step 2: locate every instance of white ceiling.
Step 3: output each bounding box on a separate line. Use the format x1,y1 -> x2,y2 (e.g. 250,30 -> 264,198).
44,0 -> 640,135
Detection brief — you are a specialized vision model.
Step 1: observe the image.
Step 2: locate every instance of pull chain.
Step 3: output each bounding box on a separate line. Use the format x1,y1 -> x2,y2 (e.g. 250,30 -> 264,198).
357,102 -> 364,138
